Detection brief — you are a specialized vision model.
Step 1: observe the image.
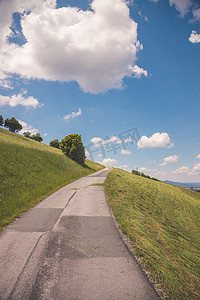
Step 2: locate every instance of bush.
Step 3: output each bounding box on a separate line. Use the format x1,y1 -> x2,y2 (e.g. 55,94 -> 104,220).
132,169 -> 160,181
32,133 -> 43,142
49,139 -> 60,148
60,134 -> 85,165
23,131 -> 32,138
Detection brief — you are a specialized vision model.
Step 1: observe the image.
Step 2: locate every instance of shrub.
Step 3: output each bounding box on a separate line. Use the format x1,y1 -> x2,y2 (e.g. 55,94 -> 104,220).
32,133 -> 43,142
49,139 -> 60,148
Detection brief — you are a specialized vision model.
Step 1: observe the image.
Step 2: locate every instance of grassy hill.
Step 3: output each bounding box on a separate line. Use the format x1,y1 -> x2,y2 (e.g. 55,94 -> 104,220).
105,168 -> 200,299
0,128 -> 103,231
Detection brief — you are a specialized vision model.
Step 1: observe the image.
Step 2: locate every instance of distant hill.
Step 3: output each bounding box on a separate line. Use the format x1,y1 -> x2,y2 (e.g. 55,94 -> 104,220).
164,180 -> 200,190
0,128 -> 103,231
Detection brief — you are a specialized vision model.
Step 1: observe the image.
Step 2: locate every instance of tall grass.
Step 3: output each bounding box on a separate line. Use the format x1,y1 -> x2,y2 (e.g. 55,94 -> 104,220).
0,128 -> 103,231
104,168 -> 200,299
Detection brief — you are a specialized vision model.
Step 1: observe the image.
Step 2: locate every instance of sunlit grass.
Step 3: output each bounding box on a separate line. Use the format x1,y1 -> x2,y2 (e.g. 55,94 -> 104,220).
0,128 -> 103,231
104,168 -> 200,299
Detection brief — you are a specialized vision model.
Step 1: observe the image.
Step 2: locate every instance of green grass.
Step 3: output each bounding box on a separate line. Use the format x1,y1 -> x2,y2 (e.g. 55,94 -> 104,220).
104,168 -> 200,299
0,128 -> 103,231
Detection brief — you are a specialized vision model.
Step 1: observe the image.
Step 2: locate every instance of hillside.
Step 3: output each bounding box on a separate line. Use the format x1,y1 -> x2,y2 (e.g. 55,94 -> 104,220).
0,128 -> 103,231
105,168 -> 200,299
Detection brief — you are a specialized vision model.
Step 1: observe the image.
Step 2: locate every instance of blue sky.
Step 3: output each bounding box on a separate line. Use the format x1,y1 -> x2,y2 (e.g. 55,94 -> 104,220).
0,0 -> 200,181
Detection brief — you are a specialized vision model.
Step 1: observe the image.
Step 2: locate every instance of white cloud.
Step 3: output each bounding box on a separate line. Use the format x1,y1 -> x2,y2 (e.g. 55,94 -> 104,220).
0,71 -> 13,89
91,137 -> 103,145
131,65 -> 148,79
138,167 -> 158,174
0,0 -> 144,94
0,90 -> 40,108
197,154 -> 200,159
153,0 -> 200,23
193,8 -> 200,21
189,30 -> 200,44
138,167 -> 149,173
101,158 -> 118,166
91,135 -> 122,147
63,108 -> 82,121
85,150 -> 90,157
18,120 -> 39,135
137,132 -> 174,149
172,164 -> 200,176
121,149 -> 132,155
172,166 -> 189,174
189,163 -> 200,175
125,136 -> 133,143
0,79 -> 13,89
104,136 -> 122,144
169,0 -> 192,17
159,155 -> 179,166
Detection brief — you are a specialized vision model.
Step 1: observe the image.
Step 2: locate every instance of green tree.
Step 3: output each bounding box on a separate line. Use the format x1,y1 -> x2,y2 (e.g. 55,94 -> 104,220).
132,170 -> 140,176
32,133 -> 43,142
23,131 -> 32,138
0,115 -> 3,126
60,134 -> 85,165
49,139 -> 59,148
4,117 -> 22,133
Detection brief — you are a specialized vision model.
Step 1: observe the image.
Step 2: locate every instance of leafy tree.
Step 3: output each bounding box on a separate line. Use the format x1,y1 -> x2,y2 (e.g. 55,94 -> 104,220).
23,131 -> 32,138
32,133 -> 43,142
60,134 -> 85,165
0,115 -> 3,126
49,139 -> 60,148
132,170 -> 140,176
4,117 -> 22,133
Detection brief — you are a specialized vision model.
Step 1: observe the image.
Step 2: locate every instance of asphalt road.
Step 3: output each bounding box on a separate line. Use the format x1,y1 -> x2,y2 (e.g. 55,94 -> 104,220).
0,168 -> 160,300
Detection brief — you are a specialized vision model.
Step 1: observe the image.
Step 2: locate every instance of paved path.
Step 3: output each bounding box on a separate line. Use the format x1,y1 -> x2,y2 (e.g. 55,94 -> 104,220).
0,168 -> 159,300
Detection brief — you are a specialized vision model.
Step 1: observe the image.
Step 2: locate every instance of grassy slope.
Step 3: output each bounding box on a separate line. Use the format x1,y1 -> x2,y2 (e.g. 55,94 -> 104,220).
104,168 -> 200,299
0,128 -> 103,231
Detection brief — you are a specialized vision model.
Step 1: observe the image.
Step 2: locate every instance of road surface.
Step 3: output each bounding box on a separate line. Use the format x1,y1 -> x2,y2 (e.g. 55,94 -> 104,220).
0,168 -> 160,300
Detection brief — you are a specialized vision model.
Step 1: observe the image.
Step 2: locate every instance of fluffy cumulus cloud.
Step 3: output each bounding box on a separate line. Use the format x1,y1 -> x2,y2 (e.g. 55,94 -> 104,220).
137,132 -> 174,149
101,158 -> 118,166
131,65 -> 148,79
159,155 -> 179,166
172,166 -> 189,174
0,90 -> 40,108
197,154 -> 200,159
189,30 -> 200,43
91,137 -> 103,145
0,0 -> 146,94
138,167 -> 149,173
189,163 -> 200,175
121,149 -> 132,155
91,135 -> 122,147
172,164 -> 200,175
63,108 -> 82,121
18,119 -> 39,135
